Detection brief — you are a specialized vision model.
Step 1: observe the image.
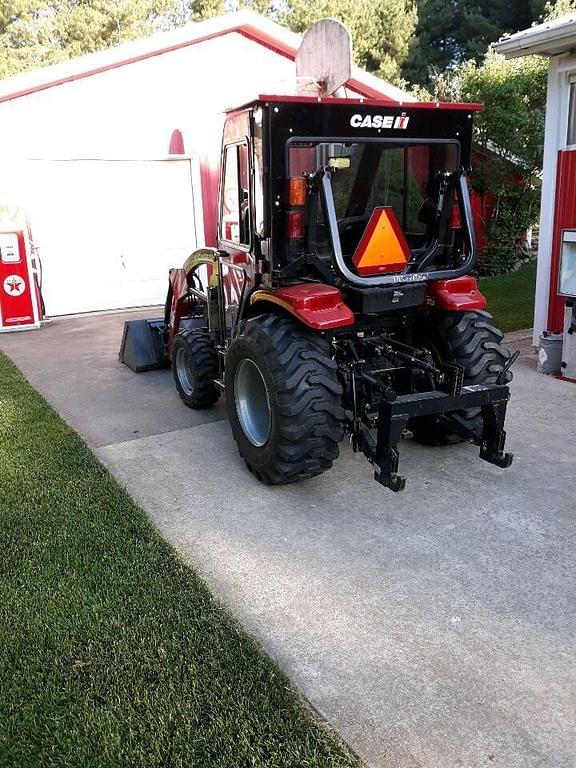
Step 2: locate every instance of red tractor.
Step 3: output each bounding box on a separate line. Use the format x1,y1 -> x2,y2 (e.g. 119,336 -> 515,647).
121,95 -> 514,492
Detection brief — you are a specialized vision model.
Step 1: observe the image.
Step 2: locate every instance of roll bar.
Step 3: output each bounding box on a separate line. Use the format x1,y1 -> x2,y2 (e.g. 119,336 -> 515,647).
320,169 -> 477,287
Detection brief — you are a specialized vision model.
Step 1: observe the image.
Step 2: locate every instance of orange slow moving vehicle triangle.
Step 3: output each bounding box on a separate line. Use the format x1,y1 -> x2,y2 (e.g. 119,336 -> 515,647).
352,206 -> 411,275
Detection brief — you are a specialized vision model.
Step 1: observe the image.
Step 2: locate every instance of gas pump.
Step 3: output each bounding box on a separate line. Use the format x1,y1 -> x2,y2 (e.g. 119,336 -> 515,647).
562,301 -> 576,379
0,206 -> 43,332
558,229 -> 576,379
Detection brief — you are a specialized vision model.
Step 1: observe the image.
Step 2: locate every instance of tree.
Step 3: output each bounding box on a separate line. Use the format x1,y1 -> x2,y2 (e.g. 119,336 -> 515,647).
190,0 -> 225,18
283,0 -> 417,84
0,0 -> 59,78
545,0 -> 576,17
460,51 -> 547,175
169,0 -> 274,26
58,0 -> 173,58
0,0 -> 172,78
458,51 -> 547,274
403,0 -> 548,87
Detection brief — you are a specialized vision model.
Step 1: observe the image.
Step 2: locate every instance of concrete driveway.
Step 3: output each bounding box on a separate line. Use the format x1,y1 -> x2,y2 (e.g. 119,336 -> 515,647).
1,310 -> 575,768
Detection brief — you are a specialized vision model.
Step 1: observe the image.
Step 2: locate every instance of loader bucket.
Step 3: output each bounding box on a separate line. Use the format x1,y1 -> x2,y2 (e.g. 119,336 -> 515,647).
119,318 -> 168,372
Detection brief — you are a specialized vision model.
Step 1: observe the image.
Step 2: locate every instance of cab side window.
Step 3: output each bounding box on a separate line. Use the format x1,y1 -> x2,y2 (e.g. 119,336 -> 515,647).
221,143 -> 250,246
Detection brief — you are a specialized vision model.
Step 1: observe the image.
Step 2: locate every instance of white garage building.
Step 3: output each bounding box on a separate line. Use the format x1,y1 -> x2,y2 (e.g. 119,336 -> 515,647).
0,10 -> 408,316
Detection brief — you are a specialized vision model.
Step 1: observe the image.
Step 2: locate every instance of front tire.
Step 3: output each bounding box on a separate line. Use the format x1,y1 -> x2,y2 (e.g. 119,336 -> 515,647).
225,314 -> 345,484
412,309 -> 512,445
172,330 -> 220,409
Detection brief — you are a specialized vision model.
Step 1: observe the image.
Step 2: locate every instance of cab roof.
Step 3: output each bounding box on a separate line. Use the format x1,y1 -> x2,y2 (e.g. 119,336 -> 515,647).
226,94 -> 484,113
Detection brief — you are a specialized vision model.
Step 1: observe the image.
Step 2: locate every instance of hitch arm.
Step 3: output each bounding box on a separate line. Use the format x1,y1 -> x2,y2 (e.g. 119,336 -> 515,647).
353,383 -> 513,492
353,414 -> 408,492
478,401 -> 513,468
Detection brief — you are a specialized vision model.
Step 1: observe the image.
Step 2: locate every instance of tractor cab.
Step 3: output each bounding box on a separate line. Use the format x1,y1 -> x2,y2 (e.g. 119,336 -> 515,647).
217,95 -> 483,324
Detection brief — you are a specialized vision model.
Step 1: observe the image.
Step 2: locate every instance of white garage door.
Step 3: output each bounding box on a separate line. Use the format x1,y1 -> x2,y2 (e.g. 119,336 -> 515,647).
0,158 -> 202,315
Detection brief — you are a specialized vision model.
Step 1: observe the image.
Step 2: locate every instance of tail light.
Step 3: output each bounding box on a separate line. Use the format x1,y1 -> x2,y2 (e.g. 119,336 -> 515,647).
287,210 -> 305,239
287,176 -> 307,240
289,177 -> 307,206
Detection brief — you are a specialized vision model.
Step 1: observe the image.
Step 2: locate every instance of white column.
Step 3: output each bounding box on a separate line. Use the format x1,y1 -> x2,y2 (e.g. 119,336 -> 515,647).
533,57 -> 563,344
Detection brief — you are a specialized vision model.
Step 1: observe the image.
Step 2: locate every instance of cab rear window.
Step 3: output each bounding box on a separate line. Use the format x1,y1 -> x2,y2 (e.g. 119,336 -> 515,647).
289,140 -> 460,252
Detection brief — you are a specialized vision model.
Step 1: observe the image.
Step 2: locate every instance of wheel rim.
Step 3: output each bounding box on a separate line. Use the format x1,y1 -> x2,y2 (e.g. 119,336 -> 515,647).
175,346 -> 196,395
234,358 -> 271,447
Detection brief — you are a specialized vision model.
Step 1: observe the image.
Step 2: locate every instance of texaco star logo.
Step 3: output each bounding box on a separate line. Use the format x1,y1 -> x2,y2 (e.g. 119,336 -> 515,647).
3,275 -> 25,296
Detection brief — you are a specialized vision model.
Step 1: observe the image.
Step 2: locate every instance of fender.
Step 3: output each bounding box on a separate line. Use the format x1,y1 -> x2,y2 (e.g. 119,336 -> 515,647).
425,276 -> 487,311
250,284 -> 354,330
167,248 -> 220,355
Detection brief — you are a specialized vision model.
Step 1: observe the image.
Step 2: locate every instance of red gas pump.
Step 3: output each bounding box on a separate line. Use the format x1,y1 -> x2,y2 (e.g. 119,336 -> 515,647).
0,207 -> 43,332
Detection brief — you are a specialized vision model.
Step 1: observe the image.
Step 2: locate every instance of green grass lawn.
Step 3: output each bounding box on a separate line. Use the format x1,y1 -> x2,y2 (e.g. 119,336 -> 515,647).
479,261 -> 537,333
0,353 -> 361,768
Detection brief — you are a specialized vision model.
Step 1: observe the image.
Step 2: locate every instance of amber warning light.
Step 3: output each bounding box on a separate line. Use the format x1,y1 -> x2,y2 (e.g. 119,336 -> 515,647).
352,207 -> 411,275
289,176 -> 308,206
287,177 -> 308,239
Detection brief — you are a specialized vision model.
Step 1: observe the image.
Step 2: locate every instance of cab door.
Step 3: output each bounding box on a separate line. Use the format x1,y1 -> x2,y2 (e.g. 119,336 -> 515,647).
217,139 -> 255,335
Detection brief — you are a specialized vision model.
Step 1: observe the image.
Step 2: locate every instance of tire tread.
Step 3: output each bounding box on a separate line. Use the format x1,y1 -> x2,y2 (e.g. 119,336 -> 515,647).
173,330 -> 220,409
226,315 -> 345,484
413,310 -> 511,445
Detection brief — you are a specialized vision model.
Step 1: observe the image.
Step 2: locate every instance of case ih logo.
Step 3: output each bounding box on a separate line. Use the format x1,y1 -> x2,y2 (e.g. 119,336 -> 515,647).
350,113 -> 410,130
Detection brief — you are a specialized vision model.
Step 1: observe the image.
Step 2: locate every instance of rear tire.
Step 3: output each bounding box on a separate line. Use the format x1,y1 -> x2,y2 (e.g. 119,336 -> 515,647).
412,310 -> 512,445
172,330 -> 220,409
225,314 -> 345,484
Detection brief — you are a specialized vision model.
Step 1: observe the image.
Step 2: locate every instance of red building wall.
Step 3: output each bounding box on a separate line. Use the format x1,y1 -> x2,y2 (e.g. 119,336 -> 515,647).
548,149 -> 576,331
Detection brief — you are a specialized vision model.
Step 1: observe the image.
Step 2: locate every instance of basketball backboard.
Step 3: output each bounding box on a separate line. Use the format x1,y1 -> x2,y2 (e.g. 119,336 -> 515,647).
295,19 -> 352,96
